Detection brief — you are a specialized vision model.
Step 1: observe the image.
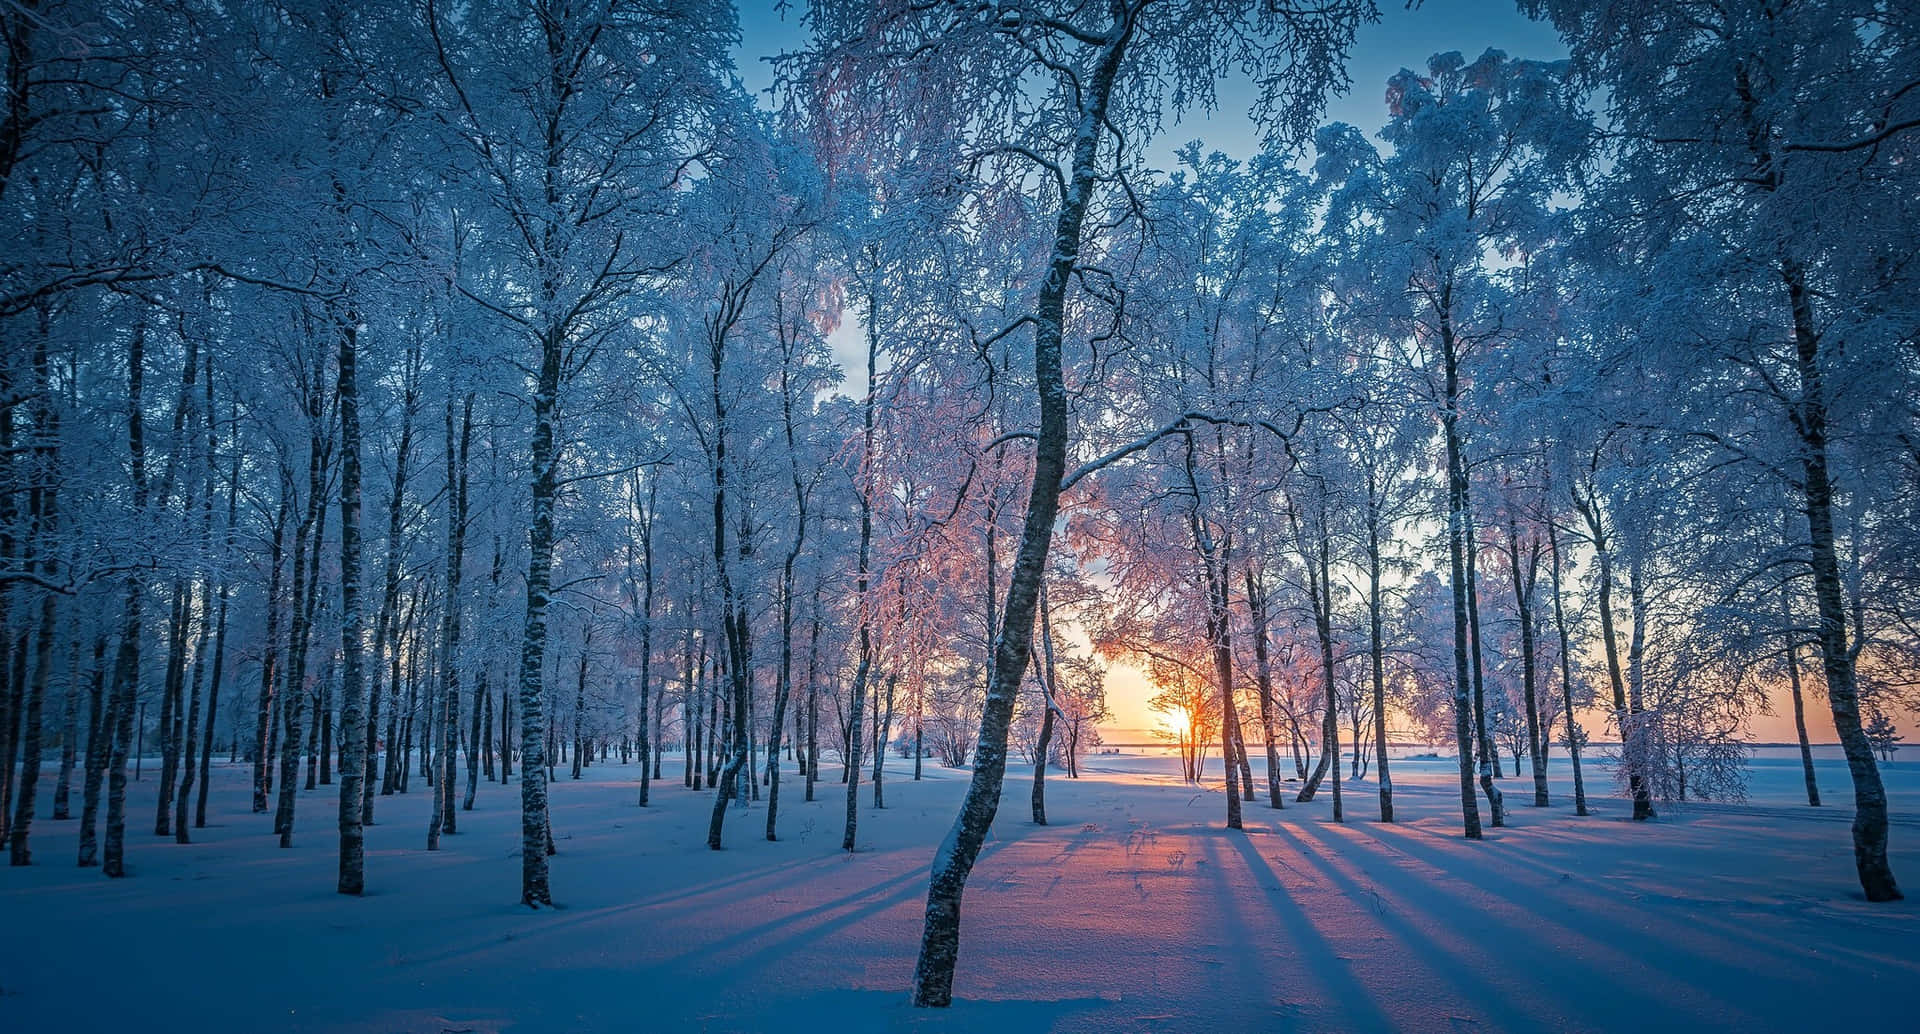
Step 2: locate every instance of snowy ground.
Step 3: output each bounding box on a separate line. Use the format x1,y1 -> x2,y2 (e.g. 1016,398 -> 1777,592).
2,750 -> 1916,1033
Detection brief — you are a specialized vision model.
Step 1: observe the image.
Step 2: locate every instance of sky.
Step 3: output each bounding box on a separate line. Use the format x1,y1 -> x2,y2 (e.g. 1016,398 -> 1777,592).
734,0 -> 1569,157
726,5 -> 1883,747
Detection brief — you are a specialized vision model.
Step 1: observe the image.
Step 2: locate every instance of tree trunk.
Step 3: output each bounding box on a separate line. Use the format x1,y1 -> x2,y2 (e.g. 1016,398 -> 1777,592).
1784,261 -> 1899,900
1208,582 -> 1244,827
1505,512 -> 1547,808
153,583 -> 187,836
804,583 -> 820,803
1244,568 -> 1285,811
570,639 -> 586,783
638,473 -> 657,810
429,393 -> 469,848
53,631 -> 79,822
873,672 -> 895,809
1544,504 -> 1589,817
910,20 -> 1129,1006
257,489 -> 286,813
152,331 -> 202,838
195,579 -> 230,831
1782,583 -> 1821,807
513,322 -> 563,906
104,320 -> 151,878
318,675 -> 332,787
767,345 -> 806,833
841,284 -> 882,853
7,563 -> 55,866
275,356 -> 327,844
1031,581 -> 1059,825
172,586 -> 205,845
8,320 -> 60,864
333,305 -> 370,894
1439,298 -> 1482,840
0,341 -> 15,850
366,357 -> 421,823
1576,483 -> 1650,819
1365,491 -> 1393,822
1293,522 -> 1340,821
102,586 -> 141,878
498,660 -> 511,782
706,651 -> 721,788
1233,705 -> 1255,802
1181,430 -> 1243,825
1463,499 -> 1503,824
77,636 -> 108,866
196,416 -> 238,830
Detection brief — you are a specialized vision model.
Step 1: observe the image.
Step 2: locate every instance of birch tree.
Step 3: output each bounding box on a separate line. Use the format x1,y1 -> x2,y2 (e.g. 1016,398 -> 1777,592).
803,0 -> 1372,1005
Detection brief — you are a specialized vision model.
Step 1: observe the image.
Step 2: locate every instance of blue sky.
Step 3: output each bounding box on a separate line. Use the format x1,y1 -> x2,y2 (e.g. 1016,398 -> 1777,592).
732,0 -> 1568,161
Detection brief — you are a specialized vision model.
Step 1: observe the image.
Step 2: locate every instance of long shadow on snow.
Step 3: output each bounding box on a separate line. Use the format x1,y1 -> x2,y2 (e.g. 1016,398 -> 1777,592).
1213,827 -> 1400,1031
1286,816 -> 1760,1030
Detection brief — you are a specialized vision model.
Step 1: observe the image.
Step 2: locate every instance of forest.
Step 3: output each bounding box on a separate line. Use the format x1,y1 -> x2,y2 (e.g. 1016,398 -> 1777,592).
1,0 -> 1916,1030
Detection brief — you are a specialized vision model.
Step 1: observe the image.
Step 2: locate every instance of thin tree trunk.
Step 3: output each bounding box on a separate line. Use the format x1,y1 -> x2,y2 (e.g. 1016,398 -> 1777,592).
767,336 -> 807,833
498,644 -> 511,782
8,320 -> 60,863
804,581 -> 820,803
1504,512 -> 1547,807
195,582 -> 230,831
841,285 -> 881,853
77,636 -> 108,865
333,302 -> 370,894
706,647 -> 720,788
0,334 -> 15,848
1364,487 -> 1393,821
172,585 -> 205,845
1244,567 -> 1285,810
1293,511 -> 1339,819
1576,482 -> 1650,819
306,686 -> 321,790
1782,583 -> 1821,807
102,587 -> 140,878
172,357 -> 217,844
464,651 -> 483,811
570,636 -> 587,782
690,635 -> 703,789
1233,704 -> 1255,802
275,356 -> 327,844
873,671 -> 895,808
1544,515 -> 1588,817
153,583 -> 186,836
636,474 -> 657,809
152,331 -> 202,839
53,631 -> 79,822
318,675 -> 332,787
1440,295 -> 1482,840
7,561 -> 55,866
1182,431 -> 1243,826
104,320 -> 152,878
1031,580 -> 1059,825
430,392 -> 469,848
1463,499 -> 1503,824
197,413 -> 239,829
